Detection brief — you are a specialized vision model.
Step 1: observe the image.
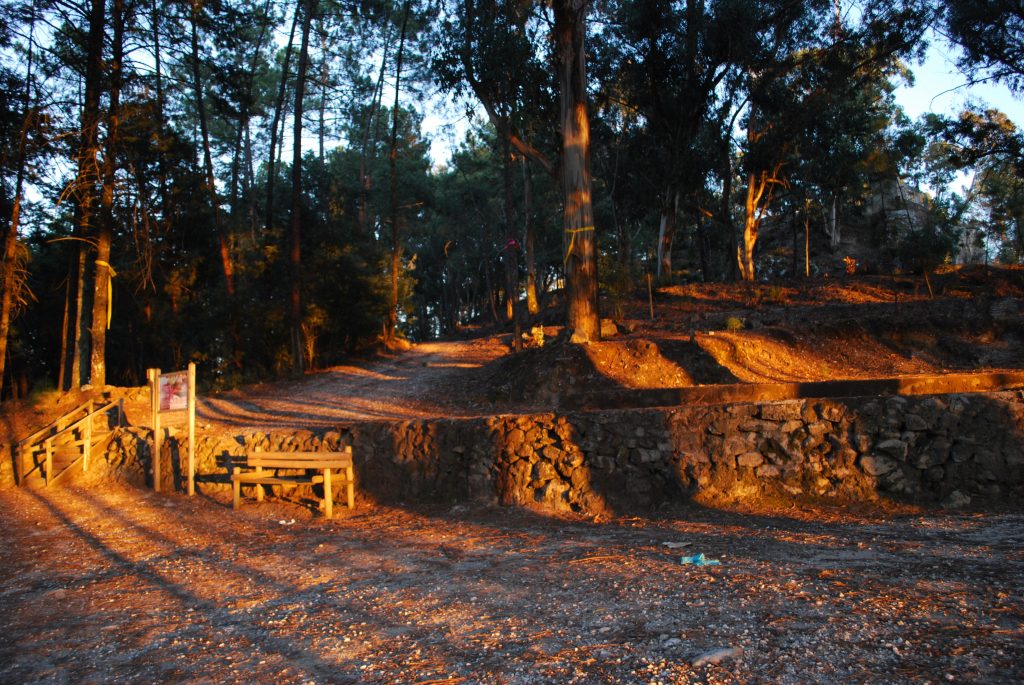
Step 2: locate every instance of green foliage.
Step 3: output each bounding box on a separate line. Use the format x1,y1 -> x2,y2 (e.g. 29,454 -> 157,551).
890,200 -> 962,272
0,0 -> 1012,397
598,252 -> 635,321
924,108 -> 1024,263
944,0 -> 1024,95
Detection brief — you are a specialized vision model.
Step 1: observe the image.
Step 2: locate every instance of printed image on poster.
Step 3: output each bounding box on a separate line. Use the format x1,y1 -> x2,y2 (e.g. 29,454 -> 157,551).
159,371 -> 189,412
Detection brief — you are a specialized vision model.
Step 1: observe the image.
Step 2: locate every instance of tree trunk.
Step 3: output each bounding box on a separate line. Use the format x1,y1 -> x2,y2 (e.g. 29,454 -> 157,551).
804,196 -> 812,278
67,0 -> 106,390
318,22 -> 328,160
229,0 -> 272,238
245,123 -> 257,238
554,0 -> 599,343
265,1 -> 300,234
738,171 -> 758,281
386,0 -> 412,342
502,138 -> 522,349
290,0 -> 317,374
0,3 -> 38,400
70,240 -> 89,390
90,0 -> 126,388
656,190 -> 679,281
190,1 -> 233,296
696,207 -> 709,282
149,0 -> 173,236
358,23 -> 392,237
229,118 -> 245,219
738,164 -> 784,283
522,156 -> 540,316
827,195 -> 840,252
718,137 -> 737,282
1016,216 -> 1023,264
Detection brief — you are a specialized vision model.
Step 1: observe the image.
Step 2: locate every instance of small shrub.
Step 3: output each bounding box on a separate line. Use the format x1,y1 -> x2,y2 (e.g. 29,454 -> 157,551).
725,315 -> 744,332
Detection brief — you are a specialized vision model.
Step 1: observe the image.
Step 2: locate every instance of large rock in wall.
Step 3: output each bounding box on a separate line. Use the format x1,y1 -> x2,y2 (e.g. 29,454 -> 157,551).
91,391 -> 1024,513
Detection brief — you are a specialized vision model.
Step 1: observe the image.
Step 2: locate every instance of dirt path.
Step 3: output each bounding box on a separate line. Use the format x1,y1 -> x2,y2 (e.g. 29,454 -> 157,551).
195,338 -> 513,431
2,485 -> 1021,684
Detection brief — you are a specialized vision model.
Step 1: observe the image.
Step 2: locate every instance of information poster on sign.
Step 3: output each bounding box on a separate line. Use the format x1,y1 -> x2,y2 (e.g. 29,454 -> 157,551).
159,370 -> 189,412
148,363 -> 197,496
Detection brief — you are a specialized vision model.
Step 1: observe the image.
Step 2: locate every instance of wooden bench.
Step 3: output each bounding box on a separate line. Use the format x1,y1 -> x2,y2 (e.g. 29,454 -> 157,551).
231,447 -> 354,518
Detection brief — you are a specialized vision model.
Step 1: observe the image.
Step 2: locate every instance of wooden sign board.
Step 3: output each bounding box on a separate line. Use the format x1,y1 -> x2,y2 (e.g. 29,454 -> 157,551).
148,363 -> 197,496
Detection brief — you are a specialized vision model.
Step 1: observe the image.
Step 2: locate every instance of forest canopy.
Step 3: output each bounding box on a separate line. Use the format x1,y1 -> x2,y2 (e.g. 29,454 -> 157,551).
0,0 -> 1021,398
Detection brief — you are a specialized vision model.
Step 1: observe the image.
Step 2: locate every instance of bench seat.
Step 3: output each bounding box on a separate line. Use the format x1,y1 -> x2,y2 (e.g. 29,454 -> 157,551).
231,447 -> 354,518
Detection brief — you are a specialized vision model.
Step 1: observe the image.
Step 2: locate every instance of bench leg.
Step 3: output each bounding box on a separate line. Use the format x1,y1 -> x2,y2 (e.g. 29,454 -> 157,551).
233,478 -> 241,510
255,466 -> 265,502
323,468 -> 333,519
346,466 -> 354,509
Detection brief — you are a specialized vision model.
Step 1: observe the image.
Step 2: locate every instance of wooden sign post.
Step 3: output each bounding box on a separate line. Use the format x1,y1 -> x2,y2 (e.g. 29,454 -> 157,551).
148,362 -> 197,495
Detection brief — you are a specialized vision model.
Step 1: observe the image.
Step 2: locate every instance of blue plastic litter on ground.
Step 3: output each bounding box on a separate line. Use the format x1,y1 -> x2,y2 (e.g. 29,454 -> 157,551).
680,553 -> 721,566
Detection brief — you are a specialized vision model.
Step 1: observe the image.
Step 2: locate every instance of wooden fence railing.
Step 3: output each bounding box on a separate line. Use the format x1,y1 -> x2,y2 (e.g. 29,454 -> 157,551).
15,399 -> 125,486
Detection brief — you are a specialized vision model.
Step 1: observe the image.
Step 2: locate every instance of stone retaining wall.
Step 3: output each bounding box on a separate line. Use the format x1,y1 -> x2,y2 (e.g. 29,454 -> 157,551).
80,391 -> 1024,512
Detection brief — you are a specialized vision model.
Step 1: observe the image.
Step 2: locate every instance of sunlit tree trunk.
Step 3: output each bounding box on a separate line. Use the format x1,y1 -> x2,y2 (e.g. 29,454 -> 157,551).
66,0 -> 106,390
522,156 -> 540,316
554,0 -> 599,343
290,0 -> 317,373
90,0 -> 126,388
0,3 -> 37,400
1,188 -> 25,399
738,172 -> 758,281
738,164 -> 785,282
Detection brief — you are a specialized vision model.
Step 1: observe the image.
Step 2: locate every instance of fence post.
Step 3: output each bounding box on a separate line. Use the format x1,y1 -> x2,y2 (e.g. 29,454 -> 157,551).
148,368 -> 162,492
44,439 -> 52,487
84,409 -> 92,474
187,362 -> 196,496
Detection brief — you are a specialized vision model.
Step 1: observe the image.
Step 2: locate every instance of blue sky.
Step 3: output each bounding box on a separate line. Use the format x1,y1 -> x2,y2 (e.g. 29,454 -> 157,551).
894,35 -> 1023,124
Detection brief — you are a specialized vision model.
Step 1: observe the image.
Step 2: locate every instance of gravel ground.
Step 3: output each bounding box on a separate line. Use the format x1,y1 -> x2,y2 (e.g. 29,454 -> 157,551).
1,485 -> 1021,684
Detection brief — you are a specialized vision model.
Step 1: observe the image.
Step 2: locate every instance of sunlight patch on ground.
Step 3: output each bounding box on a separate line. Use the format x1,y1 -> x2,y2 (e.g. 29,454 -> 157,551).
323,366 -> 403,381
583,340 -> 695,389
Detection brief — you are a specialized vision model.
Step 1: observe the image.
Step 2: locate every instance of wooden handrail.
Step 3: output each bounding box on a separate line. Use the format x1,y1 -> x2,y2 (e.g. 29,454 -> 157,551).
16,398 -> 124,485
16,399 -> 96,449
33,399 -> 120,448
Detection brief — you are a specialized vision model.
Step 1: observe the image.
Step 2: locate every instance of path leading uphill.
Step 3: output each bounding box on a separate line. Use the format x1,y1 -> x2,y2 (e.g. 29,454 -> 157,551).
195,338 -> 513,431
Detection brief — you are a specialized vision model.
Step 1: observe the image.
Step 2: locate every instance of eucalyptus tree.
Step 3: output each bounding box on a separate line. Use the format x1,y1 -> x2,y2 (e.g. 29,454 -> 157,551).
926,107 -> 1024,262
733,0 -> 930,280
